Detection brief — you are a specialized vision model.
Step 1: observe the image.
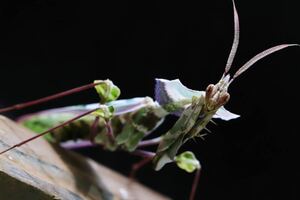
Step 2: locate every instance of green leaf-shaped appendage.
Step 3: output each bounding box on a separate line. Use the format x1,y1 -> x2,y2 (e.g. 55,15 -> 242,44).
94,80 -> 121,104
92,105 -> 115,120
115,124 -> 144,152
175,151 -> 201,173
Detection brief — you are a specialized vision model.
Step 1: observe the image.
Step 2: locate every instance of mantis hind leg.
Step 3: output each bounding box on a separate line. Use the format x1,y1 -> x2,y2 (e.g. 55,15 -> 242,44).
90,116 -> 100,142
129,150 -> 155,180
129,157 -> 153,180
89,116 -> 115,144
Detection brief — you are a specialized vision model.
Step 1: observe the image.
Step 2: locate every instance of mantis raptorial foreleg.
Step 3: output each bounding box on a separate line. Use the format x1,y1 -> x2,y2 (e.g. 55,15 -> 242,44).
153,96 -> 205,171
151,0 -> 299,199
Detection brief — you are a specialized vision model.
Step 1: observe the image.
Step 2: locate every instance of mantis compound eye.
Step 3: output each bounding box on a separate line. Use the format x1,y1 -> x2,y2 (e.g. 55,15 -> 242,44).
205,84 -> 215,100
206,90 -> 230,111
217,93 -> 230,107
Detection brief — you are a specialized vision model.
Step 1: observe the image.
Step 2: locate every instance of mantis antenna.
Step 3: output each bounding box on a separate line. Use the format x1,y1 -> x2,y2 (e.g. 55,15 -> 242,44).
224,0 -> 240,76
222,1 -> 299,85
231,44 -> 299,81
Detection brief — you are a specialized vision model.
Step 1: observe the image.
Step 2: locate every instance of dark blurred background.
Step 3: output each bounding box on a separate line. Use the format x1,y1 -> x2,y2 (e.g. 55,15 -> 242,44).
1,0 -> 300,199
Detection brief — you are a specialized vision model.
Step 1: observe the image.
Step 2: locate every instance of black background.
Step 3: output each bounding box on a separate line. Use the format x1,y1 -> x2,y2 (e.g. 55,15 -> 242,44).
1,0 -> 300,199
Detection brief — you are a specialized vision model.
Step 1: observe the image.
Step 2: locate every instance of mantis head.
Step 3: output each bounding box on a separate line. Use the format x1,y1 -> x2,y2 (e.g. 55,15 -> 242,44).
205,74 -> 230,111
152,0 -> 299,174
205,0 -> 299,112
155,0 -> 298,120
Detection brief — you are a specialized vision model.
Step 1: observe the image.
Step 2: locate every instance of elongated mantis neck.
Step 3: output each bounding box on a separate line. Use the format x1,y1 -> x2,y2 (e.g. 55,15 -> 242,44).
0,82 -> 102,114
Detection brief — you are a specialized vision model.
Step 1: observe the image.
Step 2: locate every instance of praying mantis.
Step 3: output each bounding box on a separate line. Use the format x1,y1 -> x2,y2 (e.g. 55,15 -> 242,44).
0,0 -> 298,199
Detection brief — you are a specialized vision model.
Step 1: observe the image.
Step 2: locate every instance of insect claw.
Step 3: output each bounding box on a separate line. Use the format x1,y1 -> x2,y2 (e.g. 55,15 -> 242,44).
204,128 -> 211,133
197,133 -> 207,140
191,137 -> 197,143
210,120 -> 217,126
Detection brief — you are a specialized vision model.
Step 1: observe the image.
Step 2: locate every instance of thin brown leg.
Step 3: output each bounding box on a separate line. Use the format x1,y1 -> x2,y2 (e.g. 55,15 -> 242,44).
189,169 -> 201,200
0,82 -> 101,113
129,150 -> 155,180
90,116 -> 100,143
130,157 -> 153,180
105,120 -> 115,140
0,107 -> 99,155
